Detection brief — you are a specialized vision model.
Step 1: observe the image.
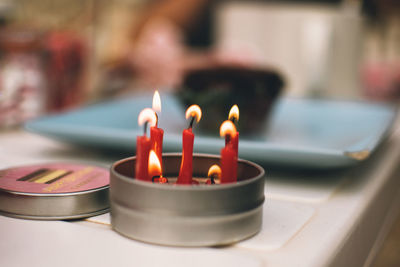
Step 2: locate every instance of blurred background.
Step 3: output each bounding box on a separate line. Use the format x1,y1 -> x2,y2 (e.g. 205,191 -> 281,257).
0,0 -> 399,129
0,1 -> 399,265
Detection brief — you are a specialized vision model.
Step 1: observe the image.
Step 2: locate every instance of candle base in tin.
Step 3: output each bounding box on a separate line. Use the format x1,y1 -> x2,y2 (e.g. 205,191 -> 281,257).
110,153 -> 265,247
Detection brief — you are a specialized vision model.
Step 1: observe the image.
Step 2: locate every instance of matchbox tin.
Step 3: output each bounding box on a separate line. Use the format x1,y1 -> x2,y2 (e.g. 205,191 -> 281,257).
110,153 -> 265,247
0,162 -> 109,220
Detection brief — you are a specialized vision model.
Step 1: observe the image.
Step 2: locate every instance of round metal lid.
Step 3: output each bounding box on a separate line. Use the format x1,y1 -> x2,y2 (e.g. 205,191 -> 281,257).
0,162 -> 109,220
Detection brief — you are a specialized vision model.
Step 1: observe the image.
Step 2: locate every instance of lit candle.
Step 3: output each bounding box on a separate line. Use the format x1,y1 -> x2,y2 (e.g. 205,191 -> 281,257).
149,150 -> 168,183
220,120 -> 238,184
150,90 -> 164,170
177,105 -> 202,185
228,105 -> 239,158
136,108 -> 157,181
206,164 -> 221,185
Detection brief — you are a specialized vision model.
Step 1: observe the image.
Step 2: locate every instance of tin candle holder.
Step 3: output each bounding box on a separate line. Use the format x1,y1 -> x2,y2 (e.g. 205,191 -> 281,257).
110,153 -> 265,247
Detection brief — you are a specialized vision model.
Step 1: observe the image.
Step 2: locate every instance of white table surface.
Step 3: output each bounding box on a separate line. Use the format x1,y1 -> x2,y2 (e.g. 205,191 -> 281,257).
1,117 -> 400,267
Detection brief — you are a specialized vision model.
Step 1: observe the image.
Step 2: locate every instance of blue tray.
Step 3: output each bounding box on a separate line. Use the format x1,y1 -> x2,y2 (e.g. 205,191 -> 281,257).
26,93 -> 397,169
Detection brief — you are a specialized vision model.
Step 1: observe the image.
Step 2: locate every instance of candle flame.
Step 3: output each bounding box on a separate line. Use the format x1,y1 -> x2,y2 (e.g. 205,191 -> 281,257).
207,164 -> 221,178
152,90 -> 161,113
228,105 -> 239,122
138,108 -> 157,127
148,150 -> 162,177
220,120 -> 237,137
185,105 -> 202,123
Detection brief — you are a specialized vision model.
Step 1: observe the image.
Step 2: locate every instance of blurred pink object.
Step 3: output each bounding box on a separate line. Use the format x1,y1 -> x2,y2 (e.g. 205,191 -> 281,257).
129,18 -> 184,88
0,29 -> 46,128
44,31 -> 87,112
362,62 -> 400,101
127,18 -> 257,89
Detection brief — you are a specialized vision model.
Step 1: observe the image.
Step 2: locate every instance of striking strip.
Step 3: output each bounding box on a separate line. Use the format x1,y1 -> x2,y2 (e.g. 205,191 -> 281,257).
17,169 -> 48,181
44,171 -> 73,184
27,170 -> 54,182
34,170 -> 68,184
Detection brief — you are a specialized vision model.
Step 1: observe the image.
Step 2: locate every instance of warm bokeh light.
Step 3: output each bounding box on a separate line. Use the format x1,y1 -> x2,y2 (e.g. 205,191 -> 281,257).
228,104 -> 239,122
207,164 -> 221,178
185,104 -> 202,123
148,150 -> 162,178
138,108 -> 157,127
220,120 -> 237,138
152,90 -> 161,113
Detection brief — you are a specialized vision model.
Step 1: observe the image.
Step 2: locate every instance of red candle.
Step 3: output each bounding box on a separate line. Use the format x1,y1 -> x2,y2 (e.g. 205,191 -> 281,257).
177,105 -> 202,185
136,136 -> 151,181
150,127 -> 164,168
151,90 -> 164,166
220,120 -> 238,183
228,105 -> 240,158
225,132 -> 239,158
136,108 -> 157,181
177,128 -> 194,184
220,146 -> 237,184
230,132 -> 239,158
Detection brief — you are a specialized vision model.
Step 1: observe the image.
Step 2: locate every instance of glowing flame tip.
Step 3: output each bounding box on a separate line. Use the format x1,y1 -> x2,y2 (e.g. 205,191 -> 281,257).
152,90 -> 161,112
138,108 -> 157,128
185,105 -> 202,123
220,120 -> 237,137
228,105 -> 239,122
148,150 -> 162,177
207,164 -> 221,178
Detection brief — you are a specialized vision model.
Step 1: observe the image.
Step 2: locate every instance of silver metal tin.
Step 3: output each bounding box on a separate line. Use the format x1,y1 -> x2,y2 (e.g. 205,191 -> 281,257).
0,188 -> 109,220
0,163 -> 109,220
110,153 -> 265,247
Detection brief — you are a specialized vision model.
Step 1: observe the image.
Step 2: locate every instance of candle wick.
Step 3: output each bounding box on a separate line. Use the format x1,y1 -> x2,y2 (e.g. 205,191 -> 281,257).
144,121 -> 148,136
210,175 -> 216,184
152,175 -> 168,183
230,117 -> 236,124
226,134 -> 231,144
151,175 -> 160,183
188,116 -> 195,129
155,112 -> 159,127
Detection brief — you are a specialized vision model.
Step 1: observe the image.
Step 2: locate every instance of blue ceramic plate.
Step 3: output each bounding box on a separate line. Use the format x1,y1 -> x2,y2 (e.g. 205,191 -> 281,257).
26,93 -> 397,169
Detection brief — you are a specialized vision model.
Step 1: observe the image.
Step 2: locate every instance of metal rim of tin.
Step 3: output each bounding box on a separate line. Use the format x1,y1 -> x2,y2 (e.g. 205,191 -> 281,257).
110,153 -> 265,247
0,162 -> 110,220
